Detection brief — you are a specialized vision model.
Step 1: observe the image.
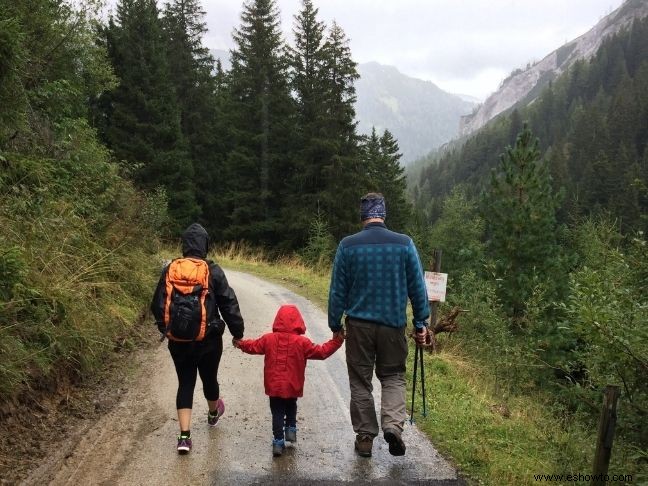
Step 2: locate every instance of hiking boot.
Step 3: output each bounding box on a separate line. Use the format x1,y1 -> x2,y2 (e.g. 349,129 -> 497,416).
384,428 -> 406,456
354,434 -> 373,457
272,438 -> 285,457
284,426 -> 297,443
177,435 -> 192,454
207,398 -> 225,427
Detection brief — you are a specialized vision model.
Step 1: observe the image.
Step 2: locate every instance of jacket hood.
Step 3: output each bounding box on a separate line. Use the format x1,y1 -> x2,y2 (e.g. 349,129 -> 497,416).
181,223 -> 209,259
272,304 -> 306,335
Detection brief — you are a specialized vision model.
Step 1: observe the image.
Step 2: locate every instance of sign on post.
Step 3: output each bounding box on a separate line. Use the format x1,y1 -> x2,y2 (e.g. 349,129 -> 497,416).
425,271 -> 448,302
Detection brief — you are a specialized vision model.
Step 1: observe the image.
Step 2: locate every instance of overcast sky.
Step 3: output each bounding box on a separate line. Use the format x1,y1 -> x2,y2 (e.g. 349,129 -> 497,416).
191,0 -> 624,100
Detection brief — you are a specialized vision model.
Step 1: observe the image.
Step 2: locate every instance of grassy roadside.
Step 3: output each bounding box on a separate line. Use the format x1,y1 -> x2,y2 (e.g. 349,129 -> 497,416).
213,245 -> 609,486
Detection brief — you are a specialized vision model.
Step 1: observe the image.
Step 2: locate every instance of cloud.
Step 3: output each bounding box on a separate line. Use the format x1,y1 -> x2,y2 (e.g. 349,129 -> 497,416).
109,0 -> 626,98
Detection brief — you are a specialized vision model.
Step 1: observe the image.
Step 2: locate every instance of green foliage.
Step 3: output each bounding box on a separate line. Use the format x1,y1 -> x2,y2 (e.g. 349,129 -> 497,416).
162,0 -> 229,237
415,16 -> 648,235
99,0 -> 198,232
0,138 -> 161,401
429,187 -> 484,280
0,17 -> 25,143
0,0 -> 161,403
484,124 -> 564,317
301,210 -> 336,269
361,128 -> 412,232
224,0 -> 297,245
562,220 -> 647,444
0,0 -> 117,149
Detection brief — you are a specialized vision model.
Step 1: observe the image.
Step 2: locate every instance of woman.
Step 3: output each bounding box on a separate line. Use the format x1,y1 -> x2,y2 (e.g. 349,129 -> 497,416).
150,223 -> 245,454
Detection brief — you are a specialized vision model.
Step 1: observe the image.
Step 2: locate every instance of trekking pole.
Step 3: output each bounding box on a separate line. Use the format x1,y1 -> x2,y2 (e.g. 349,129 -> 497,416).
419,343 -> 427,417
410,342 -> 419,424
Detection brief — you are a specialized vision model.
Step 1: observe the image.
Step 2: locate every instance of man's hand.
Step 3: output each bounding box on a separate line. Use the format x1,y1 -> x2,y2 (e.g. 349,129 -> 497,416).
414,326 -> 429,346
232,337 -> 241,348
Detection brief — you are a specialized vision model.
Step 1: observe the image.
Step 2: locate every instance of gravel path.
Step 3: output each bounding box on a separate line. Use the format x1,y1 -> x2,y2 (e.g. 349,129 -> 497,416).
25,270 -> 459,485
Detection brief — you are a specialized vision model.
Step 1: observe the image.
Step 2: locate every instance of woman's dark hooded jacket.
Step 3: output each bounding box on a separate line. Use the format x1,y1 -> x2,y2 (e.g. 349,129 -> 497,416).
150,223 -> 244,340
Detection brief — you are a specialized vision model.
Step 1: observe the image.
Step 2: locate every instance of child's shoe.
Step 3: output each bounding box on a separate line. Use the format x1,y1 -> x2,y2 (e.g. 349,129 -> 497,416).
284,426 -> 297,443
177,434 -> 192,454
207,398 -> 225,427
272,438 -> 285,457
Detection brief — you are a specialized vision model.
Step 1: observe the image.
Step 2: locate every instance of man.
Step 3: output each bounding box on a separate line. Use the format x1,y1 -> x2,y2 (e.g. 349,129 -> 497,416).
151,223 -> 244,454
328,193 -> 429,458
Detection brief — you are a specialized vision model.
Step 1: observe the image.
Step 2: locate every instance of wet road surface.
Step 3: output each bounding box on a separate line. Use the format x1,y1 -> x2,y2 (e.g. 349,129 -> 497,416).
26,270 -> 459,485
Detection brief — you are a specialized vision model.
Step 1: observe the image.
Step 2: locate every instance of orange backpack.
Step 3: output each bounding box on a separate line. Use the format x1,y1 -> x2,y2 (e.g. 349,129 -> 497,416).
163,258 -> 210,342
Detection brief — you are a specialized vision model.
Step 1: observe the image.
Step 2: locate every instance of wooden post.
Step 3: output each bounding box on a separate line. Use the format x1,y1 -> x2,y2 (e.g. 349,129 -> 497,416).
429,249 -> 442,351
591,385 -> 620,483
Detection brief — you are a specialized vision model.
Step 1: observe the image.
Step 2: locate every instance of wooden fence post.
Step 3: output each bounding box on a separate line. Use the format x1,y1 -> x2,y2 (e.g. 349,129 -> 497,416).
591,385 -> 620,483
429,249 -> 442,351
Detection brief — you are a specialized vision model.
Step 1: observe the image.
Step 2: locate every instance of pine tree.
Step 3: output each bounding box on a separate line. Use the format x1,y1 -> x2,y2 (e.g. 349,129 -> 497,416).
361,128 -> 411,231
226,0 -> 295,245
484,124 -> 563,317
162,0 -> 228,236
319,21 -> 362,240
282,0 -> 331,248
289,0 -> 327,132
101,0 -> 198,231
162,0 -> 215,137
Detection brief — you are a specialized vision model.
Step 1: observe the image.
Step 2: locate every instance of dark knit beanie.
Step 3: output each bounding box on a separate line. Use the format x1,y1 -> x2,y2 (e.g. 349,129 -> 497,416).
360,193 -> 386,221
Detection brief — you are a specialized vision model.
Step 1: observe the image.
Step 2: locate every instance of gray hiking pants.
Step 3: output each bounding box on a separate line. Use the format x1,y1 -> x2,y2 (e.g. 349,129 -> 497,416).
345,317 -> 408,438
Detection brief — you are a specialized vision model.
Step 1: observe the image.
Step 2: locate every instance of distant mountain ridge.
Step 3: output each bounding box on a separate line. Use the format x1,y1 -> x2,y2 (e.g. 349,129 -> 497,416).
460,0 -> 648,136
355,62 -> 476,164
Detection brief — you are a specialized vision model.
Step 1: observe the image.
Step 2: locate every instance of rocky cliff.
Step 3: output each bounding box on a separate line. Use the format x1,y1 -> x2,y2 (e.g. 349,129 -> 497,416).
460,0 -> 648,136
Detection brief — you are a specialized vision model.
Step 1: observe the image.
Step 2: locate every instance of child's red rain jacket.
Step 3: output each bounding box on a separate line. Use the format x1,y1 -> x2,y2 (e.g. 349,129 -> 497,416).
238,304 -> 342,398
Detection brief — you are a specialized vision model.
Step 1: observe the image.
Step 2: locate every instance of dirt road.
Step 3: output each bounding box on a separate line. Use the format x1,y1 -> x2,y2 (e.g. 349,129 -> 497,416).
25,270 -> 459,485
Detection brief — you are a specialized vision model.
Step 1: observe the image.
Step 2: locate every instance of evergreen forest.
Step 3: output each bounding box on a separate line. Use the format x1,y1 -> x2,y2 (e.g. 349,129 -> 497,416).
0,0 -> 646,481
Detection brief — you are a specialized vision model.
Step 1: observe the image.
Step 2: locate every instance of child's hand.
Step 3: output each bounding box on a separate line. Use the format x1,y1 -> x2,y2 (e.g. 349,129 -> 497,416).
232,338 -> 241,348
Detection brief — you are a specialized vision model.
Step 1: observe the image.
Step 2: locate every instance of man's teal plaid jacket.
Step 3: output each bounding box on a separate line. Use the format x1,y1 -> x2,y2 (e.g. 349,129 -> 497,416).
328,222 -> 430,331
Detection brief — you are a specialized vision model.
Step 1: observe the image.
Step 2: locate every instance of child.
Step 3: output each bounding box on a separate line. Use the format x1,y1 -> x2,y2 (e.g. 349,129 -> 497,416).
234,304 -> 344,456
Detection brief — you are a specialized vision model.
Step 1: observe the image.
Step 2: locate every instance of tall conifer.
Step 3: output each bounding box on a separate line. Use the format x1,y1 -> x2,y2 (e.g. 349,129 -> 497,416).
101,0 -> 198,231
319,21 -> 362,239
226,0 -> 295,245
485,124 -> 563,317
162,0 -> 228,235
283,0 -> 331,247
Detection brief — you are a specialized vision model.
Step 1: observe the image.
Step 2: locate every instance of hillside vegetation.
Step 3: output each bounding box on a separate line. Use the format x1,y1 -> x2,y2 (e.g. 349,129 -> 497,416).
214,245 -> 642,485
0,1 -> 162,404
414,16 -> 648,234
1,0 -> 646,483
407,16 -> 648,481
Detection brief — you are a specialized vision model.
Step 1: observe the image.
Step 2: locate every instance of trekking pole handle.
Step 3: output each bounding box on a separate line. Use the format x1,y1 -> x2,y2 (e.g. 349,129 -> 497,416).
410,327 -> 432,348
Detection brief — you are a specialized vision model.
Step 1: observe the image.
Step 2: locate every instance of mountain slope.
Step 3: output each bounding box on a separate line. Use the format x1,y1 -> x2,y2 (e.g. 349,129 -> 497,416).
356,62 -> 475,164
460,0 -> 648,136
415,14 -> 648,234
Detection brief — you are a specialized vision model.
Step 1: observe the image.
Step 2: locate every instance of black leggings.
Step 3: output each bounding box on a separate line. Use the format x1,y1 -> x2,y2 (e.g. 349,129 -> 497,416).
169,337 -> 223,409
269,397 -> 297,440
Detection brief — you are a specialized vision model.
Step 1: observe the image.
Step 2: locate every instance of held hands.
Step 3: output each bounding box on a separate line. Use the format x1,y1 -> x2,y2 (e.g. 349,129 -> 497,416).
232,337 -> 241,348
332,328 -> 346,342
